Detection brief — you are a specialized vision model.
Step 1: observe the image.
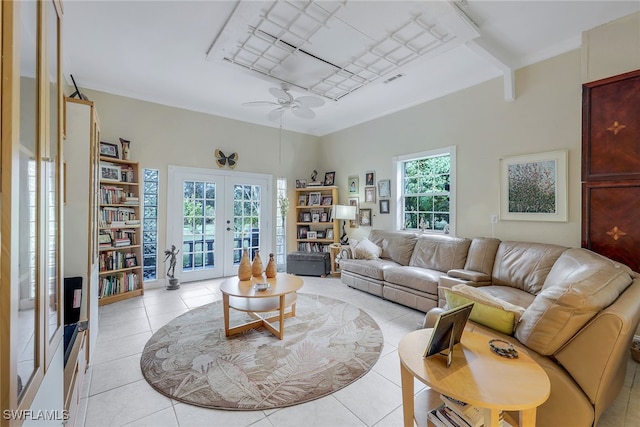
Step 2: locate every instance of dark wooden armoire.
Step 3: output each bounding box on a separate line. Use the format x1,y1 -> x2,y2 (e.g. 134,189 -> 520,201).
582,69 -> 640,272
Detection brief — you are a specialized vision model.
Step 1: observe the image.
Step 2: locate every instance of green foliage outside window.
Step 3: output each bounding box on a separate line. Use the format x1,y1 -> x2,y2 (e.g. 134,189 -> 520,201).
402,154 -> 451,231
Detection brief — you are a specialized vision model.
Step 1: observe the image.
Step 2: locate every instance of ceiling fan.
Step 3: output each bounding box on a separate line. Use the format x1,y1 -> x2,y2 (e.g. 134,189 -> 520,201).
243,87 -> 325,121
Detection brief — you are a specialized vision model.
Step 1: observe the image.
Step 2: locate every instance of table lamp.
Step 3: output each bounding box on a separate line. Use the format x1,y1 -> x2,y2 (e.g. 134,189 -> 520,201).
332,205 -> 357,245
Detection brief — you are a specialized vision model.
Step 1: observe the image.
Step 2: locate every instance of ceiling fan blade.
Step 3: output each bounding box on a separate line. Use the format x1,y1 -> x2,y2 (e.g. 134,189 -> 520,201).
242,101 -> 279,107
296,96 -> 325,108
292,106 -> 315,119
267,108 -> 285,121
269,87 -> 292,102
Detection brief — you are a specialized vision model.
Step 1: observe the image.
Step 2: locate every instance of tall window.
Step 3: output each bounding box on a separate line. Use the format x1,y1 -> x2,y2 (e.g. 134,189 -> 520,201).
143,169 -> 159,280
276,178 -> 287,271
395,146 -> 456,234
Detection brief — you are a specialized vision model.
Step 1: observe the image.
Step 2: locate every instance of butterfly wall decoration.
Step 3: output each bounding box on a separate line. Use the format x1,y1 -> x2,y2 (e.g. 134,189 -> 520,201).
215,149 -> 238,169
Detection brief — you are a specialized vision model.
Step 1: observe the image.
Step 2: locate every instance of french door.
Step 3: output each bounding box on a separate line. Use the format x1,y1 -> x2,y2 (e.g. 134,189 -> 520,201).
167,166 -> 272,282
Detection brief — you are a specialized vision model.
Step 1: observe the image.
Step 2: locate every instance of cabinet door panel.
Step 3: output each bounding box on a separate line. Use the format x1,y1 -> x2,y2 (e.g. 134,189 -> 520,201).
582,181 -> 640,272
582,69 -> 640,181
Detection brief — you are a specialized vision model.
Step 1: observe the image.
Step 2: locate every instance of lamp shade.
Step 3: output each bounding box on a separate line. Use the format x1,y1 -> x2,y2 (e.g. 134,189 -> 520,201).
332,205 -> 356,220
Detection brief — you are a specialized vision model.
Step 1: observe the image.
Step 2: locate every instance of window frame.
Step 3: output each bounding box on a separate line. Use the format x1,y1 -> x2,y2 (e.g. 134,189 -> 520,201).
393,145 -> 456,235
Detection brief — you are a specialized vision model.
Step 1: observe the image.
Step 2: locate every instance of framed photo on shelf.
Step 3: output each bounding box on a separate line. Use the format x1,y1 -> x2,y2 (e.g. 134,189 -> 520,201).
307,231 -> 318,239
298,194 -> 307,206
360,208 -> 372,226
298,225 -> 310,238
317,230 -> 325,239
100,163 -> 121,182
302,212 -> 312,222
379,199 -> 390,214
296,179 -> 307,188
100,141 -> 119,159
124,256 -> 138,268
378,179 -> 390,198
320,212 -> 328,222
321,195 -> 333,206
312,213 -> 320,223
348,176 -> 359,194
365,171 -> 375,186
364,186 -> 376,203
324,171 -> 335,186
326,228 -> 334,239
98,233 -> 112,245
308,192 -> 322,206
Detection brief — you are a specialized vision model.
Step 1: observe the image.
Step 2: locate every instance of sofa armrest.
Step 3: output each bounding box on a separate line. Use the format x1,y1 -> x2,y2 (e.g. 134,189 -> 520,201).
448,268 -> 491,283
553,279 -> 640,420
438,275 -> 491,307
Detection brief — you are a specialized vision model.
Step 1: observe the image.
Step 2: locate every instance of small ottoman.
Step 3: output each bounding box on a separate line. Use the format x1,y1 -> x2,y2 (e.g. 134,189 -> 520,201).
286,252 -> 331,277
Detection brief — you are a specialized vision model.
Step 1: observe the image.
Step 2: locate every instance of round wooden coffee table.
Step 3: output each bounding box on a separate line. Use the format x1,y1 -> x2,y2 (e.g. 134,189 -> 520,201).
220,273 -> 303,340
399,328 -> 550,427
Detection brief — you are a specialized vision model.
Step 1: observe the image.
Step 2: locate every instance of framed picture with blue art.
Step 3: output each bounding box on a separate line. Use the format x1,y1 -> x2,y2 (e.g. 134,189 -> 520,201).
499,149 -> 568,222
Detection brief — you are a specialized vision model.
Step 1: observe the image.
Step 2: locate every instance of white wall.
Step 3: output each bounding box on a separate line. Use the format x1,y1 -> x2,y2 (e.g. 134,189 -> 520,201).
320,11 -> 640,247
321,50 -> 583,246
81,89 -> 321,282
74,11 -> 640,272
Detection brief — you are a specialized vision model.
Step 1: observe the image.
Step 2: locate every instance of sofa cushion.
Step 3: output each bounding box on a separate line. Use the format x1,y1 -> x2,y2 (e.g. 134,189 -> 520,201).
443,284 -> 526,335
476,285 -> 536,309
349,237 -> 382,260
515,248 -> 634,355
339,258 -> 400,281
409,234 -> 471,272
492,241 -> 568,294
368,230 -> 417,266
384,266 -> 445,295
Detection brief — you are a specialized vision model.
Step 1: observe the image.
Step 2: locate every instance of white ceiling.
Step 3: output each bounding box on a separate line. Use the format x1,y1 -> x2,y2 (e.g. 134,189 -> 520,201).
62,1 -> 640,136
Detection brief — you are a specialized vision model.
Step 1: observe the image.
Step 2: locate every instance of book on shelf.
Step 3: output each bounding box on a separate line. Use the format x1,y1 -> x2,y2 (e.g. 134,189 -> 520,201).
440,395 -> 484,427
98,272 -> 140,298
114,238 -> 131,247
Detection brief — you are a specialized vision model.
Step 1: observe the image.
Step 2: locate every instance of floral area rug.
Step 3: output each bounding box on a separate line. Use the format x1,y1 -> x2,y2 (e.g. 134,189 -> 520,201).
140,293 -> 384,410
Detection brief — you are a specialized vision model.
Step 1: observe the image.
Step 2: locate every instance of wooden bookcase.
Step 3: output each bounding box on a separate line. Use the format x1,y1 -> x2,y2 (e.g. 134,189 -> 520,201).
295,185 -> 339,252
98,157 -> 144,305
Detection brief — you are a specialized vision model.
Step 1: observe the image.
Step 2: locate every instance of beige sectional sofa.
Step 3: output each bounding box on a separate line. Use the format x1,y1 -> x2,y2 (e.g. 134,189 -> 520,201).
339,230 -> 640,427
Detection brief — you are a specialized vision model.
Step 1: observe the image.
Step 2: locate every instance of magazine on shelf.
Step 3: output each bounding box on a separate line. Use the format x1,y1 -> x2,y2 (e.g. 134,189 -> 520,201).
440,395 -> 483,427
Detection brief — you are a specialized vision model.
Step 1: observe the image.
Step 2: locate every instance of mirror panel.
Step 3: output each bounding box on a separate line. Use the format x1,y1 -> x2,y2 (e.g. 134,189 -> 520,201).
17,0 -> 40,401
45,0 -> 61,343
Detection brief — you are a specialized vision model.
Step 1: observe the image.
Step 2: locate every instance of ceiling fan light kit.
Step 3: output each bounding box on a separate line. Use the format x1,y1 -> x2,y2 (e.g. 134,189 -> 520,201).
243,87 -> 325,121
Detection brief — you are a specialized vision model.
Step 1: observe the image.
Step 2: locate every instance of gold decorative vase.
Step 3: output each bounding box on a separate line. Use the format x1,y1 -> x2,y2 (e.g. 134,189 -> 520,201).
266,253 -> 277,278
238,248 -> 252,281
251,250 -> 264,277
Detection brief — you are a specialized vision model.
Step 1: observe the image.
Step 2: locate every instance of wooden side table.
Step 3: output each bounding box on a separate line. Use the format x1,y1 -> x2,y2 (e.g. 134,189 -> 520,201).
399,329 -> 550,427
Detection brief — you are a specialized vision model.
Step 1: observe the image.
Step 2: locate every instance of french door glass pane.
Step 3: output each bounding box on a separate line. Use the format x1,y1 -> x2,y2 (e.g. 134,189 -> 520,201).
182,180 -> 216,271
233,184 -> 261,264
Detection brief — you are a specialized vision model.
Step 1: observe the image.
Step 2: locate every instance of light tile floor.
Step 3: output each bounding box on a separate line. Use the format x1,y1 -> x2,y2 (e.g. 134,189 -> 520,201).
82,276 -> 640,427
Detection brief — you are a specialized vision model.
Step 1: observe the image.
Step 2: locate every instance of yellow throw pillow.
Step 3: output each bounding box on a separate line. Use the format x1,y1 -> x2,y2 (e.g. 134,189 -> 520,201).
442,284 -> 525,335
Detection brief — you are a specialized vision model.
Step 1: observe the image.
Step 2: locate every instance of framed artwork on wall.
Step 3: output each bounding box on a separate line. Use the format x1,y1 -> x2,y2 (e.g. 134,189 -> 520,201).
348,176 -> 359,194
365,171 -> 375,186
360,208 -> 372,226
378,179 -> 390,198
364,186 -> 376,203
379,199 -> 390,214
499,149 -> 568,222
